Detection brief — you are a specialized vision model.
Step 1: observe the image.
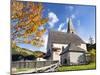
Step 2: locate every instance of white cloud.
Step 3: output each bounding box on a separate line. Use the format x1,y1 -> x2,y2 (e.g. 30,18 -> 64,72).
66,17 -> 69,23
71,14 -> 76,19
69,6 -> 74,11
48,12 -> 59,28
57,23 -> 67,32
58,23 -> 65,31
62,28 -> 67,32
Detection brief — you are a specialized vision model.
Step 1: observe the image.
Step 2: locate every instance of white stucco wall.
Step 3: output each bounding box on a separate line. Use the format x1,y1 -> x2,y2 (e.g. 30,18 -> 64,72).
69,52 -> 85,65
52,43 -> 68,62
53,43 -> 68,48
36,58 -> 46,61
53,51 -> 60,61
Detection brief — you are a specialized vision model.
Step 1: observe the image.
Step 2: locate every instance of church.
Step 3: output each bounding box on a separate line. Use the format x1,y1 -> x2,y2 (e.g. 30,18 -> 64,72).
46,18 -> 88,65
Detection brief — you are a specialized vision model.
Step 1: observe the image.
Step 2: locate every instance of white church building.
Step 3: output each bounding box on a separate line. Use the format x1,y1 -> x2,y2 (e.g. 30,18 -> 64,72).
46,18 -> 88,65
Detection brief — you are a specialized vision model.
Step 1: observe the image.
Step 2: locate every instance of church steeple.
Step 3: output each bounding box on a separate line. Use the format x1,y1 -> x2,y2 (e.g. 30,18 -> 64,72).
67,18 -> 75,33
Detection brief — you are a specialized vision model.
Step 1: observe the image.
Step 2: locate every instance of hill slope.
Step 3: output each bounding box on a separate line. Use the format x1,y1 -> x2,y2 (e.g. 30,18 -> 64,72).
12,46 -> 45,58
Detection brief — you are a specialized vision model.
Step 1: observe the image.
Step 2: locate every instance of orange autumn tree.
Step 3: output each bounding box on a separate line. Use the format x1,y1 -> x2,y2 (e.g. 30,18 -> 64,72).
11,0 -> 48,48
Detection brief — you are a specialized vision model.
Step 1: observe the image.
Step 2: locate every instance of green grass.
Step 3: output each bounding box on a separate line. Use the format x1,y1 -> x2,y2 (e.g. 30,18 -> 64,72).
56,62 -> 96,72
13,62 -> 96,73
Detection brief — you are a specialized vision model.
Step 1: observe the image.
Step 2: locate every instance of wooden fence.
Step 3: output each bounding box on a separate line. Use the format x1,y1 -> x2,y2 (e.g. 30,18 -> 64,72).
12,61 -> 59,69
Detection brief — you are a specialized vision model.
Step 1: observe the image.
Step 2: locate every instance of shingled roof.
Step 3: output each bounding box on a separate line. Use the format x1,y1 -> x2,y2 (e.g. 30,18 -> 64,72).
60,43 -> 86,55
48,31 -> 85,44
68,43 -> 85,51
48,18 -> 85,44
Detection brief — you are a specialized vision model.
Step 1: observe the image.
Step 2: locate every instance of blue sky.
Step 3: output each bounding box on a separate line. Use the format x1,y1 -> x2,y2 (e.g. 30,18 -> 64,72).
16,2 -> 96,52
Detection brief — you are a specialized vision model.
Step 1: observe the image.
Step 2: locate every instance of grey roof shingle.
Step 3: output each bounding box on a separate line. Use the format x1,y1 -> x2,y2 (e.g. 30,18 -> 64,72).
68,43 -> 85,51
60,43 -> 86,55
49,31 -> 85,44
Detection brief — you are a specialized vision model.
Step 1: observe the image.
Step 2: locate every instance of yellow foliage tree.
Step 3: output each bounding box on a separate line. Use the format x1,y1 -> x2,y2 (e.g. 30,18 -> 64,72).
11,0 -> 48,47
